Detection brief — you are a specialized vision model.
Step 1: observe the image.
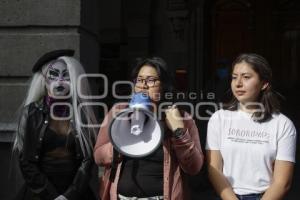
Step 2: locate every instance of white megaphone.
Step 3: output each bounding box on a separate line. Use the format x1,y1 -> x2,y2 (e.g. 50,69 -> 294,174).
109,93 -> 163,158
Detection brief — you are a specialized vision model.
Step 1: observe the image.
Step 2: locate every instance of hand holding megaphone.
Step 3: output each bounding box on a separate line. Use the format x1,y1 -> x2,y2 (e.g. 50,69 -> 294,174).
165,105 -> 184,132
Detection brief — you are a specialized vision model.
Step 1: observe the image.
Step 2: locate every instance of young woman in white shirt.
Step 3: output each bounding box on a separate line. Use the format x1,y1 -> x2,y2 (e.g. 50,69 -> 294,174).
206,53 -> 297,200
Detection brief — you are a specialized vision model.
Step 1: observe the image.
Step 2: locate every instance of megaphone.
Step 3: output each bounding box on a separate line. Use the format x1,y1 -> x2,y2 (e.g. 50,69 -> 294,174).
109,93 -> 163,158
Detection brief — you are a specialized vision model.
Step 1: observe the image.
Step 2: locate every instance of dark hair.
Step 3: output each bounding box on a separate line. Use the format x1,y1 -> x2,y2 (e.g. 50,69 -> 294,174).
131,57 -> 174,95
224,53 -> 280,122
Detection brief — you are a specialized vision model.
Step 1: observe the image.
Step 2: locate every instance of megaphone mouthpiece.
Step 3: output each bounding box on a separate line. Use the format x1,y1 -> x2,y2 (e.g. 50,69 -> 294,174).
130,109 -> 146,136
131,125 -> 142,136
130,92 -> 151,110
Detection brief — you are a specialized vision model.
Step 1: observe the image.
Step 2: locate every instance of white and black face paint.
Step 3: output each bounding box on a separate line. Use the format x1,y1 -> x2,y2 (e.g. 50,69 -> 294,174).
44,60 -> 71,98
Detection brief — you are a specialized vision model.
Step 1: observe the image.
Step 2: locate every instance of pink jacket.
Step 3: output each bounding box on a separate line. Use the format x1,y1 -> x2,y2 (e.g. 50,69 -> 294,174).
94,104 -> 204,200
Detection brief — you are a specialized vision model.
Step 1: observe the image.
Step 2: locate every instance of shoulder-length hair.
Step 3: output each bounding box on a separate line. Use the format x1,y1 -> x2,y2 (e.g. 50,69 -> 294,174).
223,53 -> 280,122
131,57 -> 174,97
14,56 -> 97,157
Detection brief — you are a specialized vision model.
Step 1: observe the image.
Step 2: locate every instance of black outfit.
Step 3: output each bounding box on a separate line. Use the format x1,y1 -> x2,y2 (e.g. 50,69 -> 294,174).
117,145 -> 164,197
15,101 -> 97,200
40,127 -> 79,195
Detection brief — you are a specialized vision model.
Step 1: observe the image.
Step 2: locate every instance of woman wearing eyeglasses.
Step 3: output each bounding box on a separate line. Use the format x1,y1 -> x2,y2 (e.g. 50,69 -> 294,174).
94,57 -> 204,200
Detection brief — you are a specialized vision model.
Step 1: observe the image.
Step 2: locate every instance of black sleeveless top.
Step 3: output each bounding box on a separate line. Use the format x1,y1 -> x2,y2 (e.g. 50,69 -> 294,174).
117,144 -> 164,197
40,127 -> 79,193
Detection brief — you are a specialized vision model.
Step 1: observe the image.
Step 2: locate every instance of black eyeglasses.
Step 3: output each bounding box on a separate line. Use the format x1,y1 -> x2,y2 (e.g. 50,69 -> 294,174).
134,77 -> 160,87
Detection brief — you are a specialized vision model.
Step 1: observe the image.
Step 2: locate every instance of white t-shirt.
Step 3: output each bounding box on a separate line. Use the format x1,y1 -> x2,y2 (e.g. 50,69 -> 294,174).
206,109 -> 297,195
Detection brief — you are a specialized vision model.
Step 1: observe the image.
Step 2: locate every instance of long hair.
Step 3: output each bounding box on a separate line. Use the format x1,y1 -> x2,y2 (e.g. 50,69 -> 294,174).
14,56 -> 97,157
223,53 -> 280,122
13,72 -> 46,152
24,72 -> 47,106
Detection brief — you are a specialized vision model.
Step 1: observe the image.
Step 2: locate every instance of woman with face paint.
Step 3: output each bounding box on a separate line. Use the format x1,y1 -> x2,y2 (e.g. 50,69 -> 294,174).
14,50 -> 98,200
206,53 -> 297,200
94,57 -> 204,200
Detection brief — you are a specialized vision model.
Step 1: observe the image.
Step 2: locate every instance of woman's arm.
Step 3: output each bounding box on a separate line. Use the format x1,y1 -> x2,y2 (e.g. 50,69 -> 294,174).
207,150 -> 238,200
19,156 -> 59,199
261,160 -> 294,200
166,108 -> 204,175
262,117 -> 296,199
19,105 -> 59,200
94,104 -> 124,166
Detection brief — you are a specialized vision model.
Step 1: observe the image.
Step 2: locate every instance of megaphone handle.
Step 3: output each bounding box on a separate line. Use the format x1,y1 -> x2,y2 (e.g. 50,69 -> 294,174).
109,148 -> 119,182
